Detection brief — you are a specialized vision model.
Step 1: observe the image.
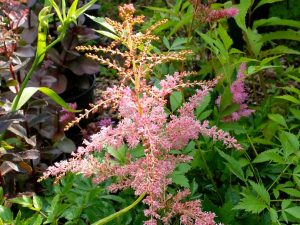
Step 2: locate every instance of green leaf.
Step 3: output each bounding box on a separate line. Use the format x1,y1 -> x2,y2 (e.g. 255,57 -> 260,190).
281,188 -> 300,198
279,131 -> 299,159
171,174 -> 190,188
261,45 -> 300,57
249,181 -> 270,205
218,24 -> 233,50
218,150 -> 245,182
67,0 -> 78,19
269,208 -> 278,223
33,195 -> 43,211
253,17 -> 300,29
163,36 -> 170,50
276,95 -> 300,105
282,200 -> 292,210
74,0 -> 97,18
31,214 -> 43,225
175,163 -> 191,174
107,144 -> 127,164
170,91 -> 183,112
234,194 -> 267,213
0,206 -> 13,223
268,113 -> 287,128
168,13 -> 192,37
285,206 -> 300,219
10,195 -> 33,208
219,86 -> 233,112
235,0 -> 252,31
146,6 -> 173,14
253,149 -> 284,164
220,103 -> 240,118
95,30 -> 119,40
261,30 -> 300,43
12,87 -> 80,112
195,93 -> 211,116
283,86 -> 300,96
170,37 -> 189,50
85,15 -> 116,33
293,165 -> 300,187
197,110 -> 213,121
289,74 -> 300,83
61,0 -> 66,20
253,0 -> 283,12
48,0 -> 63,22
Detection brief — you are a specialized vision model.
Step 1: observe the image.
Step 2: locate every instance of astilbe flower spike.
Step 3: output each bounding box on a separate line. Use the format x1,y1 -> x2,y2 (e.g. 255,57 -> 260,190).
220,63 -> 254,122
190,0 -> 238,23
40,4 -> 241,224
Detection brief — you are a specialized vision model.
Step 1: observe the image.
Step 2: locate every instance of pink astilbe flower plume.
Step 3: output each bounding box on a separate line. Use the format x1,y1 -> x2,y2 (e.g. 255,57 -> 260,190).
190,0 -> 238,23
40,4 -> 242,224
219,63 -> 254,122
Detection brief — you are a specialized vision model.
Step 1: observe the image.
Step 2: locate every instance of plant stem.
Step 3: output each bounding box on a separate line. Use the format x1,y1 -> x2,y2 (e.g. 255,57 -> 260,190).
267,163 -> 291,192
92,193 -> 146,225
10,34 -> 63,112
196,141 -> 223,204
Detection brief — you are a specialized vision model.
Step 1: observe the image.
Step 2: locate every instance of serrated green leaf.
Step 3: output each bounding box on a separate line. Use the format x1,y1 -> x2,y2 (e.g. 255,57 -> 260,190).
170,91 -> 183,112
281,199 -> 292,210
253,0 -> 283,12
276,95 -> 300,105
279,131 -> 299,159
281,188 -> 300,198
218,150 -> 245,182
253,149 -> 284,164
170,37 -> 188,50
171,173 -> 190,188
285,206 -> 300,219
168,13 -> 192,37
269,208 -> 278,223
268,113 -> 287,128
249,181 -> 270,205
235,0 -> 252,31
218,24 -> 233,50
293,165 -> 300,187
234,194 -> 267,213
261,30 -> 300,43
261,45 -> 300,57
254,17 -> 300,29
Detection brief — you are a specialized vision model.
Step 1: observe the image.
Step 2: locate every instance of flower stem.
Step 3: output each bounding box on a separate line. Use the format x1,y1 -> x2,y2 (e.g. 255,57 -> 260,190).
92,193 -> 146,225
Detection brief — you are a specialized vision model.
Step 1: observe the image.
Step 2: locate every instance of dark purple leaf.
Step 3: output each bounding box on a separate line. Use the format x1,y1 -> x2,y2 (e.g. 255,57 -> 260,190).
0,112 -> 25,133
67,56 -> 99,75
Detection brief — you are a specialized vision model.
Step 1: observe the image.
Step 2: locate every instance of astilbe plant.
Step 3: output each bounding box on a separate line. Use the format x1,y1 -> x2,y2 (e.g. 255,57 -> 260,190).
40,4 -> 242,225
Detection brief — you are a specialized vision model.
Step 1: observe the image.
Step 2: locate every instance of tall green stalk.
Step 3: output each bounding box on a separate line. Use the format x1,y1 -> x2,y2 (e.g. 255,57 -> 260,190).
92,193 -> 146,225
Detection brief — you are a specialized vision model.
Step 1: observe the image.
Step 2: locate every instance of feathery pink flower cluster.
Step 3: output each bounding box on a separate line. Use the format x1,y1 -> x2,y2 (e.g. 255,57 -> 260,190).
190,0 -> 238,23
220,63 -> 254,122
41,4 -> 242,224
